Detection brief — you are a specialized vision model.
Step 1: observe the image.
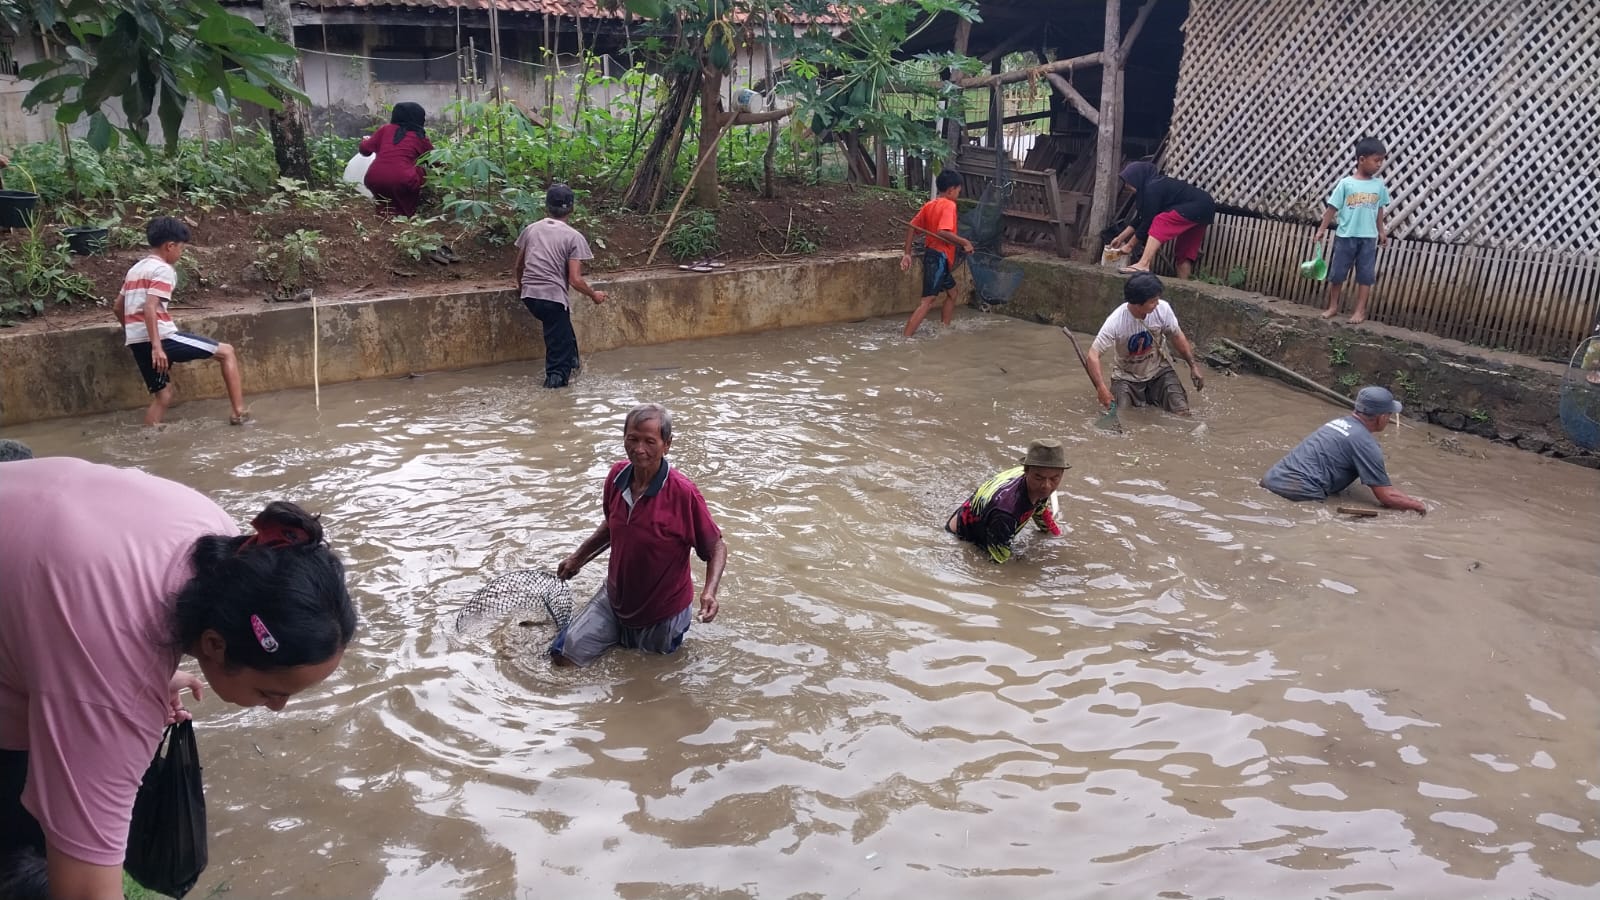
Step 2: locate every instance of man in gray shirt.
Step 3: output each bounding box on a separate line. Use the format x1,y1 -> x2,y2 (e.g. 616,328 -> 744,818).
1261,386 -> 1427,514
513,184 -> 607,388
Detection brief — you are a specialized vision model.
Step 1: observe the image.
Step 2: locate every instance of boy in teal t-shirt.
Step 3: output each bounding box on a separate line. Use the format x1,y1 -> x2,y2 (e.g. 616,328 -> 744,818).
1316,137 -> 1390,324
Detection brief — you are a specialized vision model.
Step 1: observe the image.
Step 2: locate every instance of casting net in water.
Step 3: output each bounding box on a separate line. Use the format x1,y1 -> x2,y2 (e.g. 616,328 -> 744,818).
452,569 -> 575,637
1560,334 -> 1600,451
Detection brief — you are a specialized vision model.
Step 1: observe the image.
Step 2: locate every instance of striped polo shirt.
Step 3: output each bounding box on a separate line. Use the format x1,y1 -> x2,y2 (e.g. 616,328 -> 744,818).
120,256 -> 179,345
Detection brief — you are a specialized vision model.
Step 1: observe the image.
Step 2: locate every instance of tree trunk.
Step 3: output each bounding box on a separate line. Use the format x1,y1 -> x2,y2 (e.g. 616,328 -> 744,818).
874,135 -> 890,187
622,66 -> 700,211
761,122 -> 779,199
692,61 -> 724,209
261,0 -> 312,182
1084,0 -> 1123,253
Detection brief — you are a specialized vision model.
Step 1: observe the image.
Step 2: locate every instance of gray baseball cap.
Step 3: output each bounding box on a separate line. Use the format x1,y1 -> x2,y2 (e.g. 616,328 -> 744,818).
1354,385 -> 1402,416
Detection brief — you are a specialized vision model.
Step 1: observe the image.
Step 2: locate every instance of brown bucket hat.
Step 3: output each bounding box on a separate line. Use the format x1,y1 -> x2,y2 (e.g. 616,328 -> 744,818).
1019,438 -> 1070,469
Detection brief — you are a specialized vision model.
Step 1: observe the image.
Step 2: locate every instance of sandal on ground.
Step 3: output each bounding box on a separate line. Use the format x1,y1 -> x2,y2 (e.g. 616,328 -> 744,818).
1118,265 -> 1149,275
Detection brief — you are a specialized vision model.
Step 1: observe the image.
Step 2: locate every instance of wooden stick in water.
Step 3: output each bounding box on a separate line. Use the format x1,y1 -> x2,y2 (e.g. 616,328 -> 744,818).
311,290 -> 321,411
1335,505 -> 1380,517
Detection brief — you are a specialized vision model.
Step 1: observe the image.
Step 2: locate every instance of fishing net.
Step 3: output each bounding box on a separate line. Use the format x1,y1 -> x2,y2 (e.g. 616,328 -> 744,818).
956,87 -> 1023,307
967,252 -> 1025,307
451,569 -> 575,637
1560,333 -> 1600,451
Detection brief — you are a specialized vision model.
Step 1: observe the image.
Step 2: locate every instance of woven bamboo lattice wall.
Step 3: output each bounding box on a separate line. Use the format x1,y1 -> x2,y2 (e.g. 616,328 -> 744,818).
1164,0 -> 1600,253
1195,215 -> 1600,359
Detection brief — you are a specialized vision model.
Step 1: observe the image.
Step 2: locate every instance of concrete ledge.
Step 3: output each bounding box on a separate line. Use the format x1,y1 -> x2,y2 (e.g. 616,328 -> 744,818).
0,252 -> 917,425
1002,256 -> 1597,465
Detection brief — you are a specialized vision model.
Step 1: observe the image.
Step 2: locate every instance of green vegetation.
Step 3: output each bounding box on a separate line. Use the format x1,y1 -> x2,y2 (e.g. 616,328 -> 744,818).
1195,265 -> 1248,289
254,228 -> 323,294
1336,372 -> 1362,389
1328,336 -> 1351,367
1392,369 -> 1418,397
0,217 -> 97,322
1469,408 -> 1492,423
388,216 -> 449,263
665,209 -> 720,261
3,0 -> 301,150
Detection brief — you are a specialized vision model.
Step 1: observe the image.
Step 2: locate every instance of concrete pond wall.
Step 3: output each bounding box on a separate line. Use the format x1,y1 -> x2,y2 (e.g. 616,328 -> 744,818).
1002,257 -> 1598,468
2,250 -> 1593,470
0,252 -> 918,425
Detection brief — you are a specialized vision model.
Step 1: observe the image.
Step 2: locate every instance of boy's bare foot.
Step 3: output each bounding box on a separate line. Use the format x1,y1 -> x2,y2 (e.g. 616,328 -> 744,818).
1348,313 -> 1367,325
229,409 -> 253,426
1587,370 -> 1600,385
1320,308 -> 1339,320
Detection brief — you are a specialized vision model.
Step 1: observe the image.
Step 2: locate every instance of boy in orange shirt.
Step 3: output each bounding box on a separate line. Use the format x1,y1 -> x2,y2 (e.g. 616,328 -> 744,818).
900,170 -> 973,337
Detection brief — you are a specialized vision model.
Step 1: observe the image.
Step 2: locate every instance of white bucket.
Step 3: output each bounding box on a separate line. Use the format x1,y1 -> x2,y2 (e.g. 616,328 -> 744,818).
735,88 -> 764,114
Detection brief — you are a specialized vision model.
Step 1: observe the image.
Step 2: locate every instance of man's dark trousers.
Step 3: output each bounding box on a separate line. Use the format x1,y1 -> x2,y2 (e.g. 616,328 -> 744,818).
524,298 -> 579,387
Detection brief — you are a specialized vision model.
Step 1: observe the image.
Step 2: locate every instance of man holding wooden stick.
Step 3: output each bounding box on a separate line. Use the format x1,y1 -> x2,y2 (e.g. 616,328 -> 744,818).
1261,386 -> 1427,514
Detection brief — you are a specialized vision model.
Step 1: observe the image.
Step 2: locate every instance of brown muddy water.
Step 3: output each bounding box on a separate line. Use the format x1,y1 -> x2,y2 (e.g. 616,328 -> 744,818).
6,313 -> 1598,898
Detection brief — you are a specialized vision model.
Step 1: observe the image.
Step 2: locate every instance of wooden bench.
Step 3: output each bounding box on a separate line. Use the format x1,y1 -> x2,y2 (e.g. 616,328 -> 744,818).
955,146 -> 1088,258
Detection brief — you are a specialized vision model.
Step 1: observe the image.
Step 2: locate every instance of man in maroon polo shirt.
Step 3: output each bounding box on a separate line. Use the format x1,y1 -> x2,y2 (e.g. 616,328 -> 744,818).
551,403 -> 728,667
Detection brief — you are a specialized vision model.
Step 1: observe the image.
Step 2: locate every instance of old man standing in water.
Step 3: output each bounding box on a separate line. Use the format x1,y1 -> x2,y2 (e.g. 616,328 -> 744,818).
946,439 -> 1068,563
552,403 -> 728,666
1261,386 -> 1427,514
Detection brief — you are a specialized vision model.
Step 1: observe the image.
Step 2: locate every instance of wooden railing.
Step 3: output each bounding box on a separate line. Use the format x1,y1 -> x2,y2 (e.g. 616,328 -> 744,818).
1197,214 -> 1600,359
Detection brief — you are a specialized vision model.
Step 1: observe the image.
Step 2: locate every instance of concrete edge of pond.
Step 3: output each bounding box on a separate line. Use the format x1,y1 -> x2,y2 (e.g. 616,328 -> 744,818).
2,249 -> 1594,470
1000,256 -> 1598,468
0,251 -> 919,426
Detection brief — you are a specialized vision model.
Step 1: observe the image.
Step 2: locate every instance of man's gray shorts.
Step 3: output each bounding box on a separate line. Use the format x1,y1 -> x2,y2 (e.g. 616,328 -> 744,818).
549,584 -> 694,667
1113,368 -> 1189,413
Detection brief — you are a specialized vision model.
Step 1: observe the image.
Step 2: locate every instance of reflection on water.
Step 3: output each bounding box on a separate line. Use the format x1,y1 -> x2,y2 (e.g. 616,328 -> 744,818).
8,313 -> 1599,898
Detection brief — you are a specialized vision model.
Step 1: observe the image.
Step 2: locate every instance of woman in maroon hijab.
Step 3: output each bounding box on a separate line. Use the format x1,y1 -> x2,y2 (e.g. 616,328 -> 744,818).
358,102 -> 433,217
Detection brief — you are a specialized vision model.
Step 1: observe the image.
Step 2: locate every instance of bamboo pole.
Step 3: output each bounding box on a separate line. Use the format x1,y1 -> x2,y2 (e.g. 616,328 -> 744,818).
1219,338 -> 1353,409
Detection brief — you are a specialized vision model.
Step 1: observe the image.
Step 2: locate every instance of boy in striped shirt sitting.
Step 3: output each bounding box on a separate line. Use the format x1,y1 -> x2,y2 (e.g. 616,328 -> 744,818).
115,217 -> 250,426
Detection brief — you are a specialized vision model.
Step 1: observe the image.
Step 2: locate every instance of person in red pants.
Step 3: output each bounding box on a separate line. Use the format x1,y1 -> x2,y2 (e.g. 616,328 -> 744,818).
358,102 -> 433,217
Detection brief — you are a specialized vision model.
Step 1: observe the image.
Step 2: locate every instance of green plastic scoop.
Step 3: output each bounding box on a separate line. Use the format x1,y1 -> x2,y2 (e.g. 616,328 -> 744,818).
1299,244 -> 1328,281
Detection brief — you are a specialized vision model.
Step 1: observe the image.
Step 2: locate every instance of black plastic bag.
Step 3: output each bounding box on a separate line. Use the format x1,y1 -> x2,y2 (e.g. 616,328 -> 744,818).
124,720 -> 208,898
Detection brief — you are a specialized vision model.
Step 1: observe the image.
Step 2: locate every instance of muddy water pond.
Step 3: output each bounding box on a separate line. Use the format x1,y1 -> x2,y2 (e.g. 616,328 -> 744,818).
7,313 -> 1598,898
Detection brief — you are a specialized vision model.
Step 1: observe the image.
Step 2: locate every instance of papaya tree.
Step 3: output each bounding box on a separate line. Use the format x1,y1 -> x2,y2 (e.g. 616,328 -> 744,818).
777,0 -> 980,187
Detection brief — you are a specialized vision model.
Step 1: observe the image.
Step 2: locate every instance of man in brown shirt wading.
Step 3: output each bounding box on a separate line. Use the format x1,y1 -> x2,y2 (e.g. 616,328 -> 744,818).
513,184 -> 607,388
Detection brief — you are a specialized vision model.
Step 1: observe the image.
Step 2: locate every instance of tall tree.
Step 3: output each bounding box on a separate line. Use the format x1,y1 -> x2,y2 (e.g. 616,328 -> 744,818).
3,0 -> 303,151
260,0 -> 312,180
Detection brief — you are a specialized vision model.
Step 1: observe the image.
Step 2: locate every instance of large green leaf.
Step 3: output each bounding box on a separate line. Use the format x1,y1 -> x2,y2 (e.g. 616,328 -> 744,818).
22,73 -> 84,108
86,112 -> 118,152
623,0 -> 664,17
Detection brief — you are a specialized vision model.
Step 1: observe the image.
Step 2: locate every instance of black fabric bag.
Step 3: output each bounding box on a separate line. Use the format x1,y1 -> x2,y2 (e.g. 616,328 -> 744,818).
124,721 -> 208,898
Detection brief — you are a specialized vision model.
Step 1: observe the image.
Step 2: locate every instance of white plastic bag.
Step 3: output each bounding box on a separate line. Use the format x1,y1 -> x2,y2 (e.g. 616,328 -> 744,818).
343,152 -> 374,198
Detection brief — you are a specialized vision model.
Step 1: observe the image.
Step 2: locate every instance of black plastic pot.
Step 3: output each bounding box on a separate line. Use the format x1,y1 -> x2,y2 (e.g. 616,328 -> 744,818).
62,225 -> 109,256
0,189 -> 39,228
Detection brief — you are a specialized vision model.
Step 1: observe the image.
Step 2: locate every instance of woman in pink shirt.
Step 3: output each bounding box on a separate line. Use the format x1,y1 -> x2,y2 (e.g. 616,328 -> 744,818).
0,457 -> 357,900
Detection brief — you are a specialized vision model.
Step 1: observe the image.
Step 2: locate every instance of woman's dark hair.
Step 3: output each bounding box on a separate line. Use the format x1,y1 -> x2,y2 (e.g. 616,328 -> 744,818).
390,102 -> 427,145
171,501 -> 356,670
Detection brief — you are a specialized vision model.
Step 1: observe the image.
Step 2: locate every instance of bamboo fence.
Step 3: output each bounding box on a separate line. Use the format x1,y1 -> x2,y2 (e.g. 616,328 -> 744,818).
1165,0 -> 1600,253
1198,214 -> 1600,359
